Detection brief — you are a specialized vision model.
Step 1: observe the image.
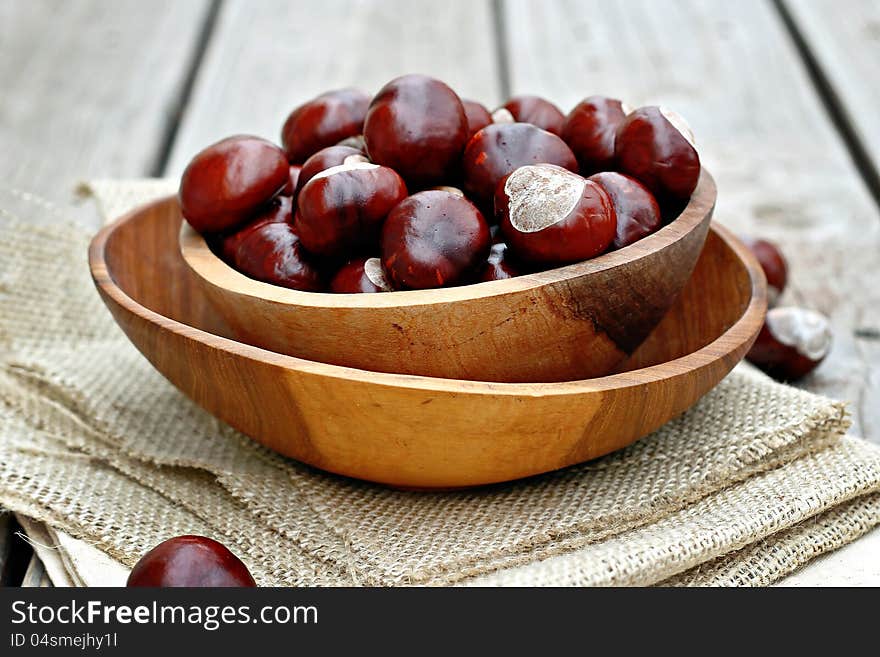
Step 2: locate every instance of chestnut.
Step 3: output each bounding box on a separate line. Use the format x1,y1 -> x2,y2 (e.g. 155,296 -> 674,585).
497,164 -> 616,266
336,134 -> 367,152
127,535 -> 256,587
280,164 -> 302,197
179,135 -> 288,234
296,160 -> 407,258
219,194 -> 292,263
234,219 -> 324,291
561,96 -> 630,174
331,256 -> 392,293
491,108 -> 515,124
614,106 -> 701,202
741,237 -> 788,307
461,99 -> 493,139
461,122 -> 578,208
381,190 -> 491,290
746,307 -> 832,381
281,88 -> 370,163
501,95 -> 566,135
364,74 -> 468,187
588,171 -> 661,249
296,145 -> 365,195
481,242 -> 519,281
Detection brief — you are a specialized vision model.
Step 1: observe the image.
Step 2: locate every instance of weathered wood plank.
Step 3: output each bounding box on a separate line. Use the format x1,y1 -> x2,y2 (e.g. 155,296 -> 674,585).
503,0 -> 880,443
781,0 -> 880,192
0,0 -> 212,227
166,0 -> 503,175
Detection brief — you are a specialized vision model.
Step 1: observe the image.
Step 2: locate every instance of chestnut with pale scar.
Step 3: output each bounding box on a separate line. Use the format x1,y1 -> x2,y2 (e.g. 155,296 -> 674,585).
747,307 -> 832,381
497,164 -> 617,266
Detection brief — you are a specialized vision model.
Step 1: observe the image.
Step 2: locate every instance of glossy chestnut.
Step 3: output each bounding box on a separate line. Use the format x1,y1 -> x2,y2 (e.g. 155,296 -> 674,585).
179,135 -> 288,234
336,134 -> 367,152
234,219 -> 324,292
296,145 -> 365,195
296,160 -> 407,258
364,74 -> 468,187
330,256 -> 392,293
480,241 -> 519,281
381,190 -> 490,290
219,194 -> 292,263
561,95 -> 629,174
497,164 -> 616,266
741,237 -> 788,306
127,535 -> 256,587
746,307 -> 831,381
588,171 -> 661,249
501,95 -> 566,135
461,122 -> 578,208
615,106 -> 701,202
461,99 -> 493,139
281,88 -> 370,163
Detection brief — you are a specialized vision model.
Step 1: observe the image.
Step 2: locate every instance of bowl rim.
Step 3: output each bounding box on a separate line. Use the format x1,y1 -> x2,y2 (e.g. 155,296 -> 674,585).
89,191 -> 768,398
179,170 -> 718,309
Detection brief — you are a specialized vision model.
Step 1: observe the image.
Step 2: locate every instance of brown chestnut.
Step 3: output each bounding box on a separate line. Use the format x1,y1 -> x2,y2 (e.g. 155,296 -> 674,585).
481,242 -> 519,281
501,95 -> 566,135
219,194 -> 292,263
296,160 -> 407,258
746,307 -> 832,381
462,99 -> 493,139
588,171 -> 661,249
615,106 -> 701,202
234,219 -> 324,292
179,135 -> 288,234
364,74 -> 468,187
741,237 -> 788,307
281,88 -> 370,163
381,190 -> 491,290
296,145 -> 365,195
497,164 -> 616,266
561,96 -> 630,174
127,535 -> 256,587
336,134 -> 367,152
330,256 -> 392,293
461,122 -> 578,209
280,165 -> 302,197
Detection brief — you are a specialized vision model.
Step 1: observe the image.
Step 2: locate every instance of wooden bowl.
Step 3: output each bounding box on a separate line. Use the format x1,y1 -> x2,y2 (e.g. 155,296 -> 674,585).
89,194 -> 766,488
179,171 -> 717,382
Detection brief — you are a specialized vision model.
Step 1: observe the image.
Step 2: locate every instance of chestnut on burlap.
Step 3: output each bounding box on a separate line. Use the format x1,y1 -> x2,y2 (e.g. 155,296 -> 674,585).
0,182 -> 878,586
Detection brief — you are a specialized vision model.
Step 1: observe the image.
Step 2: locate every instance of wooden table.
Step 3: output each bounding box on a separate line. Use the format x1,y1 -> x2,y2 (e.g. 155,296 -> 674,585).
1,0 -> 878,586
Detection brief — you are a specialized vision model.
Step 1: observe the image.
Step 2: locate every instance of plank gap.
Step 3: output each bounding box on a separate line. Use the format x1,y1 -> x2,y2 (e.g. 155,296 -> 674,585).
773,0 -> 880,213
150,0 -> 225,177
491,0 -> 512,101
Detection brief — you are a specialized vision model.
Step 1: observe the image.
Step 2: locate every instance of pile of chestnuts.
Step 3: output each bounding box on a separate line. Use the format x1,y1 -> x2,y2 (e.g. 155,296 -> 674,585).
179,74 -> 702,293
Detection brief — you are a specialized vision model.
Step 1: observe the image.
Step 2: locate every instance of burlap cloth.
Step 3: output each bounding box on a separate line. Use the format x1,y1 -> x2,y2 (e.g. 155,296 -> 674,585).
1,181 -> 879,587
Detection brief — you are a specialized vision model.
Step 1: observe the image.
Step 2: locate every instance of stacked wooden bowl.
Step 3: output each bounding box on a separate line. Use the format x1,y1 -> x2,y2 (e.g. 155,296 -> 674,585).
89,169 -> 767,488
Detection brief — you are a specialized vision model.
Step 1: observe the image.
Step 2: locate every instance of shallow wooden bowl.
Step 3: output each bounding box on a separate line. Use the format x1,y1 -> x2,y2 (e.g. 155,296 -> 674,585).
179,171 -> 717,382
89,194 -> 765,488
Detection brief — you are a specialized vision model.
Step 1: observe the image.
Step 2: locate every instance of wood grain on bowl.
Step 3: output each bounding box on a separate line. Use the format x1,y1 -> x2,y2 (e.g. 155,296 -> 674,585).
179,171 -> 718,383
89,196 -> 766,488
